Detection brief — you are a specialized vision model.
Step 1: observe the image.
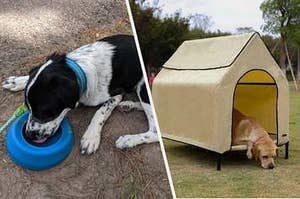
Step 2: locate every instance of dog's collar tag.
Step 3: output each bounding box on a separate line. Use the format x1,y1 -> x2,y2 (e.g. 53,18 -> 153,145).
65,57 -> 87,96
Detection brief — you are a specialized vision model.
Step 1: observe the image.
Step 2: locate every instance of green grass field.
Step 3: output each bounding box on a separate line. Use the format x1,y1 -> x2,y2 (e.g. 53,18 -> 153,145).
163,83 -> 300,198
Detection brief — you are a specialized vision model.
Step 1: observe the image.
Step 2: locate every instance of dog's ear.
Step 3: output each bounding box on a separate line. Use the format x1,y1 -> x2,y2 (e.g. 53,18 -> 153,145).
251,146 -> 260,160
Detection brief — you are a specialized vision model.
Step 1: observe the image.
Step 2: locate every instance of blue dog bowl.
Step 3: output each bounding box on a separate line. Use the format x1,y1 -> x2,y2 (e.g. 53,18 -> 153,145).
6,112 -> 74,171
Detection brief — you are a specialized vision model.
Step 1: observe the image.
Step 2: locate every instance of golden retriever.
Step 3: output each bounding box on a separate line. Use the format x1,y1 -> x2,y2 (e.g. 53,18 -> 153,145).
233,109 -> 277,169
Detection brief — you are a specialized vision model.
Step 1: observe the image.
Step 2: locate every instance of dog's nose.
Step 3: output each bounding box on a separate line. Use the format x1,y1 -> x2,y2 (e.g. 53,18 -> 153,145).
268,164 -> 274,169
25,130 -> 40,139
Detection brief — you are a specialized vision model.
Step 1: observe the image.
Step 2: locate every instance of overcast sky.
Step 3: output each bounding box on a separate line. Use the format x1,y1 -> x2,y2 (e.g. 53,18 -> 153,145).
149,0 -> 265,34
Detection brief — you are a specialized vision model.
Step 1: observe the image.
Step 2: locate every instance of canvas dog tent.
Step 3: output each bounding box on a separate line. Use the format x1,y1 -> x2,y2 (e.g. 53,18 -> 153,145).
152,32 -> 289,169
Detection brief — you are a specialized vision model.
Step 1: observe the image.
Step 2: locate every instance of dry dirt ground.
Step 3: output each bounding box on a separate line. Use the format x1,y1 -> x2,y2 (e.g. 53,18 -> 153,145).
0,1 -> 172,198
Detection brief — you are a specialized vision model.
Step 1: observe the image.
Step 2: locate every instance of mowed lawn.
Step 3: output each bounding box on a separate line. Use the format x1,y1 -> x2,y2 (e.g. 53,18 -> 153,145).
163,83 -> 300,198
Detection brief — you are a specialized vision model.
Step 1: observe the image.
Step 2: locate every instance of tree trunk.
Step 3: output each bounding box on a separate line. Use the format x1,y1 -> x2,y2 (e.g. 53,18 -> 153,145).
271,40 -> 279,54
280,36 -> 287,75
297,46 -> 300,81
284,42 -> 298,90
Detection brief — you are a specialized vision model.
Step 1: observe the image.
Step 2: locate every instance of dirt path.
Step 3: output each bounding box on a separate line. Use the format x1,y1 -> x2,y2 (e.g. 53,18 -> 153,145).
0,1 -> 172,198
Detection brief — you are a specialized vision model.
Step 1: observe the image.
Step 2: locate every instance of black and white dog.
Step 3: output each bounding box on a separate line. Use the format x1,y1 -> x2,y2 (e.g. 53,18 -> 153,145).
2,35 -> 158,154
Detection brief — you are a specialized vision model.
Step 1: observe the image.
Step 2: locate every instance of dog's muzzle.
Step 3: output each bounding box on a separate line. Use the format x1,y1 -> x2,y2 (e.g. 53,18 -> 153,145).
25,115 -> 58,143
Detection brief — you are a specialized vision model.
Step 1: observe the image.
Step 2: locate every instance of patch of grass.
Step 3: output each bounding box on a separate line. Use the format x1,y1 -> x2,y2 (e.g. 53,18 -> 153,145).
164,83 -> 300,198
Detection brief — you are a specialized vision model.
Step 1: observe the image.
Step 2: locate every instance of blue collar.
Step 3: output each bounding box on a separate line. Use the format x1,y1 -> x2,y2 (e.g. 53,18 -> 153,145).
65,57 -> 87,96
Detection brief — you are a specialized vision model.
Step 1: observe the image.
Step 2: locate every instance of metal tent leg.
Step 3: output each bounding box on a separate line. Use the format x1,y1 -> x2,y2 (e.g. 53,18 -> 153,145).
285,142 -> 289,159
216,153 -> 222,171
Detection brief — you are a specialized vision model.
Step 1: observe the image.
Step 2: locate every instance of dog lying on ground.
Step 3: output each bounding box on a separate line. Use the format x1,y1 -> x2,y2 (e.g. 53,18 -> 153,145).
232,109 -> 277,169
2,34 -> 158,154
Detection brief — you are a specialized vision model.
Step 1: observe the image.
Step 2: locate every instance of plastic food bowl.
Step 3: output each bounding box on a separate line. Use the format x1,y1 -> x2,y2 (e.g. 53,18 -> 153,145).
6,112 -> 74,171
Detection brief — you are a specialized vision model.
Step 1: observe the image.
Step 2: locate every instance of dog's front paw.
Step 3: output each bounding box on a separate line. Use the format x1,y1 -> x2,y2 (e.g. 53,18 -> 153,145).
116,134 -> 137,149
80,130 -> 100,155
247,150 -> 253,159
2,76 -> 28,91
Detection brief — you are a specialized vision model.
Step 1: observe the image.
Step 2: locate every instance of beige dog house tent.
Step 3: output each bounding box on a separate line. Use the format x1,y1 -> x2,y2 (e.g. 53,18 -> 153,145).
152,32 -> 289,170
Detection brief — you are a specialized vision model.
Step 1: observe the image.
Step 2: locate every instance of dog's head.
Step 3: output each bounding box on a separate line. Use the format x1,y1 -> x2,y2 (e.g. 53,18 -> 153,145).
252,137 -> 277,169
24,54 -> 80,143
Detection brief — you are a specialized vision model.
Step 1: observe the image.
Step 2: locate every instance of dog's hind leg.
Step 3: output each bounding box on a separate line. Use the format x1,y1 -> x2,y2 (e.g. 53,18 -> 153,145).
2,76 -> 29,91
80,94 -> 123,154
116,80 -> 159,149
246,142 -> 253,159
116,103 -> 158,149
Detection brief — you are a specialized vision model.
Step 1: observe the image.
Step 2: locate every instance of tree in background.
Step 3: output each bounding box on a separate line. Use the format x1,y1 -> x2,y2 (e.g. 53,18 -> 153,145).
236,27 -> 255,34
285,0 -> 300,80
130,0 -> 189,73
189,14 -> 213,31
260,0 -> 300,78
186,14 -> 231,40
130,0 -> 233,73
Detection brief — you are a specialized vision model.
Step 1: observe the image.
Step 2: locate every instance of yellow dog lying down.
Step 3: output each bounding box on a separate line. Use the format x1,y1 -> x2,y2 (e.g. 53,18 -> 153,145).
233,109 -> 277,169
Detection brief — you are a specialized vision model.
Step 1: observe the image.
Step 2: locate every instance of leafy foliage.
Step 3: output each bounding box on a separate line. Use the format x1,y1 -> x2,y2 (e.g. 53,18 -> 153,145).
260,0 -> 300,45
260,0 -> 300,78
130,0 -> 189,70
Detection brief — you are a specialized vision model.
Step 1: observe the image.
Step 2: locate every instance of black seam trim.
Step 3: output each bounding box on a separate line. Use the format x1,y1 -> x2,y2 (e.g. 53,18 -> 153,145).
237,82 -> 276,85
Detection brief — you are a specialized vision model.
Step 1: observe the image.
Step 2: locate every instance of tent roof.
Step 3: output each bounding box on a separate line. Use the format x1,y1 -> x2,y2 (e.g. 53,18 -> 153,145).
163,32 -> 256,70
